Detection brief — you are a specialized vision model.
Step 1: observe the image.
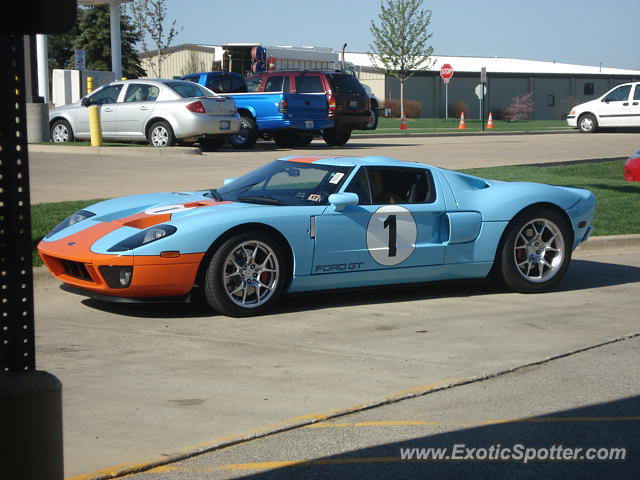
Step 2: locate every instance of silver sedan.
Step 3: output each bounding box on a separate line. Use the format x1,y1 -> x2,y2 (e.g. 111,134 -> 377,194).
49,79 -> 241,147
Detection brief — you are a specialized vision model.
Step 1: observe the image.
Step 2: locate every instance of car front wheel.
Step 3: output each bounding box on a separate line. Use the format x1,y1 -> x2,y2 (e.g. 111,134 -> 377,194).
203,232 -> 289,317
50,119 -> 75,143
496,208 -> 572,293
578,113 -> 598,133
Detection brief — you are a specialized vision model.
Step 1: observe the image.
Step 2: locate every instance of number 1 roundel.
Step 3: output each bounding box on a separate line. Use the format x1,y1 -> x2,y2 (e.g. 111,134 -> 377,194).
366,206 -> 417,266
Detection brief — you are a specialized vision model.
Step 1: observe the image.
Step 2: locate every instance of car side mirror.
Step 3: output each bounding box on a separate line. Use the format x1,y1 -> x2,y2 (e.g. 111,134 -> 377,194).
602,99 -> 609,103
81,97 -> 90,107
223,178 -> 236,185
329,192 -> 359,212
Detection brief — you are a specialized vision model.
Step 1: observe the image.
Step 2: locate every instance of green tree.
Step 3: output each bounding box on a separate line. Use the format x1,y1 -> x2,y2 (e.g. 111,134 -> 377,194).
48,10 -> 82,71
75,5 -> 146,78
129,0 -> 182,78
369,0 -> 434,120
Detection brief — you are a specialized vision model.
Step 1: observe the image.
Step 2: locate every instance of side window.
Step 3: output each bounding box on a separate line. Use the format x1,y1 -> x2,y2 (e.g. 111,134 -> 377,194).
206,76 -> 232,93
124,84 -> 157,102
89,84 -> 123,105
603,85 -> 631,102
345,168 -> 372,205
246,76 -> 263,92
264,76 -> 285,92
634,85 -> 640,101
296,75 -> 324,93
367,167 -> 433,205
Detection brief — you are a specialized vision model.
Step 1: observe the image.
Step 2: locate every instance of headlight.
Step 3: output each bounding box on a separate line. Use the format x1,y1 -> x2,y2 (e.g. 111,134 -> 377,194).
570,109 -> 576,115
107,225 -> 177,252
46,209 -> 95,238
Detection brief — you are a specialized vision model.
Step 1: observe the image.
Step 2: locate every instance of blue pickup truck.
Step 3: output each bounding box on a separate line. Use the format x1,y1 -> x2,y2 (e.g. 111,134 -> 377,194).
180,71 -> 333,148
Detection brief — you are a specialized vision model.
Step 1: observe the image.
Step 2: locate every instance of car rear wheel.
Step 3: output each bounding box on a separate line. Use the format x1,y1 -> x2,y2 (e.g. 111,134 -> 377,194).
228,116 -> 258,149
322,128 -> 352,146
149,121 -> 175,147
203,232 -> 289,317
496,208 -> 572,293
578,113 -> 598,133
50,119 -> 74,143
365,109 -> 379,130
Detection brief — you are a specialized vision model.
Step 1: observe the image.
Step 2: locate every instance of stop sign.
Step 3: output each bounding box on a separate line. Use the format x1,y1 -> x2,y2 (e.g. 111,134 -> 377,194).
440,64 -> 454,80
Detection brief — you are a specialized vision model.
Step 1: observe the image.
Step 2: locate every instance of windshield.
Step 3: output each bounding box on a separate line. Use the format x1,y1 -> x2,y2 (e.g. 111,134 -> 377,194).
215,160 -> 353,206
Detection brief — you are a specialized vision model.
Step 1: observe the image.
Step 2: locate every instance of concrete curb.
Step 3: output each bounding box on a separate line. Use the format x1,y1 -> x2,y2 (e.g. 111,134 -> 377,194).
28,144 -> 202,156
576,234 -> 640,253
353,128 -> 575,139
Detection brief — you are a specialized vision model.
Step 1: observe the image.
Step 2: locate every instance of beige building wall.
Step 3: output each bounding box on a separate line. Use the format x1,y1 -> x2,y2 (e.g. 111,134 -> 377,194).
141,49 -> 216,79
358,69 -> 386,101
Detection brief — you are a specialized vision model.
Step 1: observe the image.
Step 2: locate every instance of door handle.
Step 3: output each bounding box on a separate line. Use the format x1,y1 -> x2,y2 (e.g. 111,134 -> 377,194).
139,106 -> 149,110
633,102 -> 639,106
623,102 -> 629,106
103,107 -> 113,112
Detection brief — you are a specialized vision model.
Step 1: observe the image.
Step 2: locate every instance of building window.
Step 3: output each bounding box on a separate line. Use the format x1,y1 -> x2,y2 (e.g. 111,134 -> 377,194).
547,95 -> 555,107
584,83 -> 595,95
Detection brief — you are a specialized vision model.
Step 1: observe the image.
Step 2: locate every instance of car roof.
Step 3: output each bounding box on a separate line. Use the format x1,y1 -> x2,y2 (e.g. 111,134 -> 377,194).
278,155 -> 432,170
108,79 -> 196,86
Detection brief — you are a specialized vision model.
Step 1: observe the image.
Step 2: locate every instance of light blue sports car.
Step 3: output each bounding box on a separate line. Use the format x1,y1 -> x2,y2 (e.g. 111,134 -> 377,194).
38,155 -> 596,317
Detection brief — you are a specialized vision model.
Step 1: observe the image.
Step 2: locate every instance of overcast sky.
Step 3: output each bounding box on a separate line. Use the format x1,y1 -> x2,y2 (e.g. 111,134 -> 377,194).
152,0 -> 639,70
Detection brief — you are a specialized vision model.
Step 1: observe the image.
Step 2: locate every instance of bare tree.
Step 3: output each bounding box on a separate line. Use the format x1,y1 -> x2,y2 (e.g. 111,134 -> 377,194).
369,0 -> 434,120
180,50 -> 211,76
129,0 -> 182,77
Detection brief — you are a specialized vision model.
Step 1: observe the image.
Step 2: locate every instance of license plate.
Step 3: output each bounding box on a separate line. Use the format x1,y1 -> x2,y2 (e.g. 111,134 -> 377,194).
305,120 -> 314,129
350,100 -> 358,108
219,120 -> 230,131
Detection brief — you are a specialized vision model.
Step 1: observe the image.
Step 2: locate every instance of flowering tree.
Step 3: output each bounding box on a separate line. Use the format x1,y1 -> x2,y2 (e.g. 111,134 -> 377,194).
507,92 -> 535,121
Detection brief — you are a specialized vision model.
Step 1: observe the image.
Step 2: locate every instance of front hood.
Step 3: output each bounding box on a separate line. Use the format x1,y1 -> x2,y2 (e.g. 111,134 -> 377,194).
42,190 -> 261,244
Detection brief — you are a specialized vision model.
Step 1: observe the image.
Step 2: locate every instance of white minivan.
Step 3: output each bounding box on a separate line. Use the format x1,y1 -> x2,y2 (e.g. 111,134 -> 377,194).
567,82 -> 640,133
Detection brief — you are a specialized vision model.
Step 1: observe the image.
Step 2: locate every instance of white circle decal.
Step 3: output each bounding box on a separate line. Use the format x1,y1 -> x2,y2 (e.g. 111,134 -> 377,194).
366,205 -> 417,266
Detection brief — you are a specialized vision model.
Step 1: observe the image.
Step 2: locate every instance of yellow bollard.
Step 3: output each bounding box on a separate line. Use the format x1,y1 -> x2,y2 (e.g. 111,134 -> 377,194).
88,105 -> 103,146
87,76 -> 93,94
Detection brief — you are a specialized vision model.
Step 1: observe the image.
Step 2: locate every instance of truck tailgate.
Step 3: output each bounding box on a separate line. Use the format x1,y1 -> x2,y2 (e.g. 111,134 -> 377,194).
284,93 -> 328,120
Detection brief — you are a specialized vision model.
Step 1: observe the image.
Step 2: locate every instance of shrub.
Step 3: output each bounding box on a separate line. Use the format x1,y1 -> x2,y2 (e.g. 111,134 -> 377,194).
450,101 -> 469,118
496,108 -> 513,121
507,92 -> 534,121
382,98 -> 423,118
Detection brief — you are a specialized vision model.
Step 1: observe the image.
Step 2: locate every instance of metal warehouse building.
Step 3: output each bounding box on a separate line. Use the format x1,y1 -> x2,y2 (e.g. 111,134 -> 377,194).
140,44 -> 640,120
346,52 -> 640,120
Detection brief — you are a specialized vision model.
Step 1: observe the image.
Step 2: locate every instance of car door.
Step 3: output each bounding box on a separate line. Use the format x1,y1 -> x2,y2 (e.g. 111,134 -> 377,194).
115,83 -> 159,140
312,166 -> 447,276
597,84 -> 632,126
75,84 -> 123,138
629,84 -> 640,127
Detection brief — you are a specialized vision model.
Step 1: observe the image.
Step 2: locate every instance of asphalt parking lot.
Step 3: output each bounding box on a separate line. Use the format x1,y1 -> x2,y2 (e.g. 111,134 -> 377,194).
28,133 -> 640,479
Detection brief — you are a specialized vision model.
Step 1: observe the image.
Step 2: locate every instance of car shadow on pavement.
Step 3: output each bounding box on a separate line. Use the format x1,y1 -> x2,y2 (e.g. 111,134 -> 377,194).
228,396 -> 640,480
211,142 -> 418,153
75,259 -> 639,319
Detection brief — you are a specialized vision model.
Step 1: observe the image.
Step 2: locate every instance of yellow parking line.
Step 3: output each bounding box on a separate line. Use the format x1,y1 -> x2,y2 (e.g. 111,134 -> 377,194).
306,416 -> 640,429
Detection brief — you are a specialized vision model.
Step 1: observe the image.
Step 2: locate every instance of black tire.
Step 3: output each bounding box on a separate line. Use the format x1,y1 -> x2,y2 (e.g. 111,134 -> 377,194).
365,109 -> 379,130
322,128 -> 352,146
495,208 -> 572,293
50,119 -> 75,143
273,131 -> 312,148
578,113 -> 598,133
148,121 -> 175,147
199,135 -> 225,152
228,116 -> 258,149
203,232 -> 290,317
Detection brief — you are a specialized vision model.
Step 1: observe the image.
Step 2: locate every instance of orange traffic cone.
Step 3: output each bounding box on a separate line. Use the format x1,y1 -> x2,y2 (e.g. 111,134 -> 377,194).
487,112 -> 494,129
458,112 -> 466,129
400,114 -> 408,130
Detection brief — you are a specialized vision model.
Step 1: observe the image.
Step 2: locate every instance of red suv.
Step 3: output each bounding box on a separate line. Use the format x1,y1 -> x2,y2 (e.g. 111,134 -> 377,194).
248,70 -> 371,146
